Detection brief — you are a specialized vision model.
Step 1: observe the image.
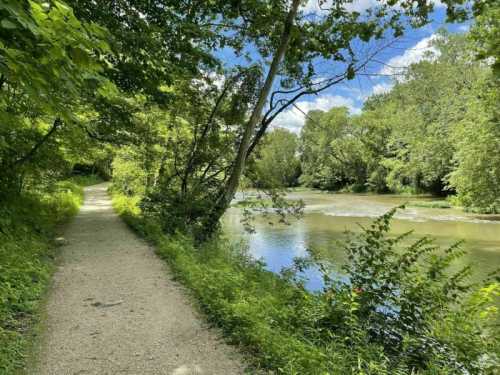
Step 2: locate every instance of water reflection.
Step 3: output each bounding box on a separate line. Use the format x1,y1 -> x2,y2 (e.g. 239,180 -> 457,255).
224,191 -> 500,289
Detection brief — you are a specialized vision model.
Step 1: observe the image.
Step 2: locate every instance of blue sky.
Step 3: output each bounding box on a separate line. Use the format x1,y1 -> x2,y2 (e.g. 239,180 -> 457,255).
248,1 -> 472,133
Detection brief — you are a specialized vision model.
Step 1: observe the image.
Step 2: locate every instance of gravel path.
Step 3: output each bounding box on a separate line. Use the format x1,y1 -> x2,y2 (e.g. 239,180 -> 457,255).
33,183 -> 245,375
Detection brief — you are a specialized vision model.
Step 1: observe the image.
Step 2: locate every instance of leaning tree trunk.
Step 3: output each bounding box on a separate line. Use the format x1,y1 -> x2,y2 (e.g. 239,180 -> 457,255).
202,0 -> 301,235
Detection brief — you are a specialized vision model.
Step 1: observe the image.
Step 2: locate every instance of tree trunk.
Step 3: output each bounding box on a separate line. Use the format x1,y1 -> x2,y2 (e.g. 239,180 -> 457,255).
202,0 -> 301,235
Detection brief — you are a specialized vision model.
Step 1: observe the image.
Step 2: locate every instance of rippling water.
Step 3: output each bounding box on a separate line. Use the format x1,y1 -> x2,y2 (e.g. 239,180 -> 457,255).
224,190 -> 500,290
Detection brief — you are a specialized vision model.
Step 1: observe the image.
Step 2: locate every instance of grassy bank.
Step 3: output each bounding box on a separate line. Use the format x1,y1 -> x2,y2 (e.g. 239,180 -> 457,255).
113,193 -> 327,373
112,192 -> 500,374
0,177 -> 99,373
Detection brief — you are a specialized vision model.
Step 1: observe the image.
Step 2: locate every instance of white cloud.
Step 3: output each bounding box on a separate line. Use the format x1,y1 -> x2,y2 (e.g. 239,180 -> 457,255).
379,34 -> 440,77
302,0 -> 445,15
346,0 -> 379,13
301,0 -> 324,14
372,82 -> 394,95
434,0 -> 446,8
272,95 -> 359,133
302,0 -> 377,14
192,71 -> 226,91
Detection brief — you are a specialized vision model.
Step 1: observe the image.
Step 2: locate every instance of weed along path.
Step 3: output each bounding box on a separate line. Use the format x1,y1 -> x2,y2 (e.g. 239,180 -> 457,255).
33,183 -> 245,375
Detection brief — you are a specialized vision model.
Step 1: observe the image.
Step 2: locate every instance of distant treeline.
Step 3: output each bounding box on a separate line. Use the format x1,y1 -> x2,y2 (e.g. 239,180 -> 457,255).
248,32 -> 500,213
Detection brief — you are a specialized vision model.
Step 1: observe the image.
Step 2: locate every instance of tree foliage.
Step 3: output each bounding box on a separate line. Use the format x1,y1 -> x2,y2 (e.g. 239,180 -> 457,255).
102,0 -> 475,237
0,0 -> 114,195
298,31 -> 500,212
248,128 -> 301,189
1,0 -> 481,228
471,0 -> 500,76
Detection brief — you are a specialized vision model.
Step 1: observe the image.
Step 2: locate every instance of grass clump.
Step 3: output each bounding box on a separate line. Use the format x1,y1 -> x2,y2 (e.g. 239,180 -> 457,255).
0,180 -> 85,373
113,193 -> 500,374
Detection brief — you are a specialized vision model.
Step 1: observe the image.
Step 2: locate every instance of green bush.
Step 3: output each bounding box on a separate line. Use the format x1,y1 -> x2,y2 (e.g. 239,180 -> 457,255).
298,208 -> 499,373
0,181 -> 84,373
113,194 -> 500,374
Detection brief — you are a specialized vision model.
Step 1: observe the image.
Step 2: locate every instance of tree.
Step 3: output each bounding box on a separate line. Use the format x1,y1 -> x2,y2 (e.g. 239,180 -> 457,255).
0,0 -> 113,196
299,105 -> 391,193
471,0 -> 500,76
300,107 -> 353,190
295,30 -> 499,207
371,32 -> 498,202
250,128 -> 301,188
192,0 -> 472,235
447,70 -> 500,212
78,0 -> 474,236
67,0 -> 222,101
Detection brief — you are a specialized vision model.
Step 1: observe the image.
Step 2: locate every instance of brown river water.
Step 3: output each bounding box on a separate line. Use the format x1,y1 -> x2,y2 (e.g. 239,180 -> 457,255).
224,190 -> 500,290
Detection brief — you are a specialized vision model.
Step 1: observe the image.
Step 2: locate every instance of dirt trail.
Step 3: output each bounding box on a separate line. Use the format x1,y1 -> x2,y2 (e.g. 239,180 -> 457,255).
33,183 -> 245,375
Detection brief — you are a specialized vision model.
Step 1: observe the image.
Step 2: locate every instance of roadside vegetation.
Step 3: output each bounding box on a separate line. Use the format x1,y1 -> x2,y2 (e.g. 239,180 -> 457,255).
0,178 -> 99,372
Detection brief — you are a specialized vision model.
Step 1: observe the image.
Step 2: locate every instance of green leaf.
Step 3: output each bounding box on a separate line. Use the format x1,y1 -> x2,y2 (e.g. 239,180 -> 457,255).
1,19 -> 17,29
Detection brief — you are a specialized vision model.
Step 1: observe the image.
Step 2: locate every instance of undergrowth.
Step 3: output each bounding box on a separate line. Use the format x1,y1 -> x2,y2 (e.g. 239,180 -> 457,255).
113,192 -> 500,374
0,178 -> 93,373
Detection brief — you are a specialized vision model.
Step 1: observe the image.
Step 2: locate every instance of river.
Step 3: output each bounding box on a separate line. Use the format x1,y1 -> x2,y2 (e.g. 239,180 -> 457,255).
223,190 -> 500,290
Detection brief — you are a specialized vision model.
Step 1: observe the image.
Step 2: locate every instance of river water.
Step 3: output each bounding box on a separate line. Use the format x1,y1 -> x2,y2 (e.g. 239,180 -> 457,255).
223,190 -> 500,290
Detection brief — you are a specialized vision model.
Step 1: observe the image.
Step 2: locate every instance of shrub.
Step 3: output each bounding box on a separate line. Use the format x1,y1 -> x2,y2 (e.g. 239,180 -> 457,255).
297,207 -> 499,373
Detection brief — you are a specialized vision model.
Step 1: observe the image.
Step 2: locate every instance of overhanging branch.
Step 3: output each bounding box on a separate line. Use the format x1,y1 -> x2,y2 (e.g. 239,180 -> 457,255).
245,37 -> 402,160
12,117 -> 62,167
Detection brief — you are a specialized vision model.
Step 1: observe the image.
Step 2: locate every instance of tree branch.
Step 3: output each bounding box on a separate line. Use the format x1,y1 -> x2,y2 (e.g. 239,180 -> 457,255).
182,72 -> 243,193
12,117 -> 62,167
246,73 -> 348,159
245,38 -> 402,160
